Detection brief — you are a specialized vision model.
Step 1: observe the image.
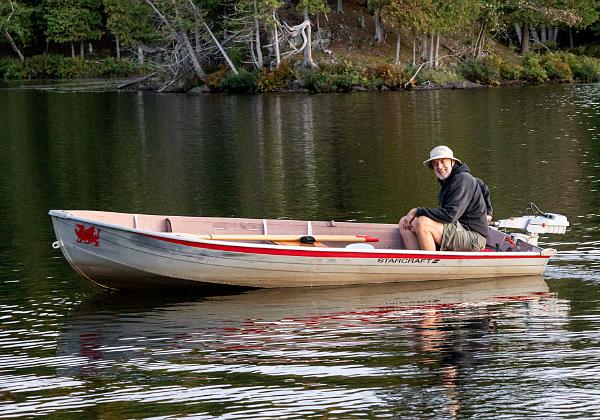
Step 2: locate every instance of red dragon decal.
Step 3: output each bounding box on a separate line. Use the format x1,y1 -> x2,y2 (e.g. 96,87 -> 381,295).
75,224 -> 101,246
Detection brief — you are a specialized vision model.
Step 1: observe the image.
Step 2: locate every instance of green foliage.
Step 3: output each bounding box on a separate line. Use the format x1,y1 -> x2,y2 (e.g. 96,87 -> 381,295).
44,0 -> 102,46
539,40 -> 558,51
499,60 -> 523,80
422,68 -> 464,84
327,62 -> 369,91
206,67 -> 229,89
1,54 -> 144,80
297,0 -> 329,15
383,0 -> 427,34
301,63 -> 376,92
430,0 -> 479,34
226,46 -> 251,69
540,53 -> 573,82
23,54 -> 63,78
236,0 -> 284,28
566,0 -> 599,29
367,0 -> 388,13
103,0 -> 158,47
367,63 -> 405,88
56,57 -> 98,78
459,56 -> 501,84
0,0 -> 35,47
457,55 -> 528,84
521,54 -> 548,83
503,0 -> 591,29
571,44 -> 600,58
255,62 -> 294,92
301,68 -> 332,92
570,56 -> 600,82
0,58 -> 26,79
99,57 -> 141,77
220,69 -> 257,93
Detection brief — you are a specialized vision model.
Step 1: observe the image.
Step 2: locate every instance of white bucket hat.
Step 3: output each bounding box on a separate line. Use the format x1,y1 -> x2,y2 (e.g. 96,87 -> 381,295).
423,145 -> 462,169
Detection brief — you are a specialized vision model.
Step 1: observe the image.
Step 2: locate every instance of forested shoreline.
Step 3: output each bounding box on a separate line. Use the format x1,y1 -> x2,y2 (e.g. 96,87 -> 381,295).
1,0 -> 599,92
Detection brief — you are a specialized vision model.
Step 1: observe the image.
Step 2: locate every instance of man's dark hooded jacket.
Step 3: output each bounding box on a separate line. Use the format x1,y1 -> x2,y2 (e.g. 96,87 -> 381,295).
415,163 -> 490,237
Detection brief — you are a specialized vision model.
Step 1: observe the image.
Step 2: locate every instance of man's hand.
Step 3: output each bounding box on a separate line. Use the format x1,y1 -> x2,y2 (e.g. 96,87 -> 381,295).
400,208 -> 418,231
486,215 -> 492,224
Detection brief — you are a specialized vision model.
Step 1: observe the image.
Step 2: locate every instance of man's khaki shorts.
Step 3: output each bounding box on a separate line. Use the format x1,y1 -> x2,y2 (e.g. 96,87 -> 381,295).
441,221 -> 486,251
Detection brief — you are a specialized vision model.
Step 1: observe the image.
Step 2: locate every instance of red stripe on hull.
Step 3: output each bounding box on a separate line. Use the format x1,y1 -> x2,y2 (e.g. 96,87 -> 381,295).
140,233 -> 548,261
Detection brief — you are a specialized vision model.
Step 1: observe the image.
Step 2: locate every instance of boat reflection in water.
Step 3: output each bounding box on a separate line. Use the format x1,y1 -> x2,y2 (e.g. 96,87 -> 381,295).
59,275 -> 560,363
52,275 -> 571,417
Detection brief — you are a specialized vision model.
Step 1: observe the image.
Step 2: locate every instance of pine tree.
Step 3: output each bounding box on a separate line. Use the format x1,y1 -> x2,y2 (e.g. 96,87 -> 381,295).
44,0 -> 102,58
0,0 -> 34,60
103,0 -> 156,61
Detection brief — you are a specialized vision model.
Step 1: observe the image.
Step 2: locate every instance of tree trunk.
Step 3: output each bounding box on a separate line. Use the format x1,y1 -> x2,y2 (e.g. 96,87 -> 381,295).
428,32 -> 434,68
182,30 -> 207,81
521,23 -> 530,54
374,9 -> 384,43
337,0 -> 342,13
394,28 -> 400,65
71,41 -> 75,58
514,23 -> 522,45
80,40 -> 84,58
195,22 -> 201,55
569,27 -> 574,48
303,10 -> 316,68
552,27 -> 558,42
412,31 -> 416,66
2,30 -> 25,61
203,21 -> 239,74
115,35 -> 121,60
531,27 -> 539,43
137,45 -> 144,64
434,32 -> 440,68
273,25 -> 281,68
540,25 -> 546,43
477,32 -> 486,57
249,38 -> 258,68
359,11 -> 365,29
317,14 -> 323,50
421,33 -> 428,61
253,0 -> 263,68
474,21 -> 486,58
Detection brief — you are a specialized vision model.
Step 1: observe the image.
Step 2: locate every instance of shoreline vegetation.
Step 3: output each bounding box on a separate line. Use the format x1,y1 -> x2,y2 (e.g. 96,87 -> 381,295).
2,51 -> 600,93
1,0 -> 599,93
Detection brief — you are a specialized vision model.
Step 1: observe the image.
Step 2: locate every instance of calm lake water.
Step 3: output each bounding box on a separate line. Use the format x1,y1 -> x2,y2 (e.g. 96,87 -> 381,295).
0,83 -> 599,418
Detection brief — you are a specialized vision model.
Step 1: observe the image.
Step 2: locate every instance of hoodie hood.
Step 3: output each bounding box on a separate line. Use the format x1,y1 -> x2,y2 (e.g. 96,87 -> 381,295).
439,162 -> 470,185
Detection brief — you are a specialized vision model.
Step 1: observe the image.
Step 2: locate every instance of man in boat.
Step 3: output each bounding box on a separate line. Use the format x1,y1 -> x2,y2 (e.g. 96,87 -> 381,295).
399,145 -> 492,252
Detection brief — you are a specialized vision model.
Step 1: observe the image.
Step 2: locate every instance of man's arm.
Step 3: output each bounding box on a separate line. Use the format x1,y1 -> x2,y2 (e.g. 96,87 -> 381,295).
477,178 -> 493,217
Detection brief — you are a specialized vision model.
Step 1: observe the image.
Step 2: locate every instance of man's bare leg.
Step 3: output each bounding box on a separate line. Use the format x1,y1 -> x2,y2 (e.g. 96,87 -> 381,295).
399,216 -> 420,249
415,216 -> 444,251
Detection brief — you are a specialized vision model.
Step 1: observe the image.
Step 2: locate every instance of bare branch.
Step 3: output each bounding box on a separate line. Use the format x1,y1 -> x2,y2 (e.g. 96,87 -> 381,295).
187,0 -> 239,75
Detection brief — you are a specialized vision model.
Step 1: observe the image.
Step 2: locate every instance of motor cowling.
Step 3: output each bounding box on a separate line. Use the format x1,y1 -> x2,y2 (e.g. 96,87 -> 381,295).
493,212 -> 569,246
495,213 -> 569,234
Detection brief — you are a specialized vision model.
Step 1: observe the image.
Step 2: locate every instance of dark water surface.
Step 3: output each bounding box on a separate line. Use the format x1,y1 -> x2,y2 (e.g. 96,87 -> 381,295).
0,84 -> 599,418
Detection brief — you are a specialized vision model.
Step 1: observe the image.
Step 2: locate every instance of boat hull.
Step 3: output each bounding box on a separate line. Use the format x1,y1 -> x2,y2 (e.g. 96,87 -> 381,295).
50,210 -> 553,290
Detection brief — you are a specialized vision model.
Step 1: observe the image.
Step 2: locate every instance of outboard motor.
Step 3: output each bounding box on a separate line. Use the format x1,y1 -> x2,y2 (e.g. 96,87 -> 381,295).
493,203 -> 569,246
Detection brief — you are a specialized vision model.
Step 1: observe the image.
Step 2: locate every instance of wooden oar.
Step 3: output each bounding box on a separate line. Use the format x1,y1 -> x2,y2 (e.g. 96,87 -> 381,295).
188,234 -> 379,243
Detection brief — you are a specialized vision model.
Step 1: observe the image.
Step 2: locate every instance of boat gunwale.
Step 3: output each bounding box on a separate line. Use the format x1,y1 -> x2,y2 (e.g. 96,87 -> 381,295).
49,209 -> 549,260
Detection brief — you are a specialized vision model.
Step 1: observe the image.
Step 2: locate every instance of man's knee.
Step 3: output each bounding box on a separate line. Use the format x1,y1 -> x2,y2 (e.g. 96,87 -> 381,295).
399,216 -> 414,233
415,216 -> 431,232
398,217 -> 407,232
417,216 -> 444,239
416,216 -> 442,233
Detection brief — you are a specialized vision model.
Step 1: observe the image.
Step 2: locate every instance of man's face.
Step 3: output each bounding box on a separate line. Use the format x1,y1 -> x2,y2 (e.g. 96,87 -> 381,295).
432,158 -> 454,180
